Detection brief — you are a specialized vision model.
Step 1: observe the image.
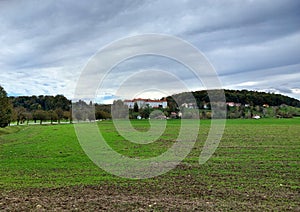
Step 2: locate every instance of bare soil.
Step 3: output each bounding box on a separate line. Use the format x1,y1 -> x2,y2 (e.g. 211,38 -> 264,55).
1,176 -> 299,211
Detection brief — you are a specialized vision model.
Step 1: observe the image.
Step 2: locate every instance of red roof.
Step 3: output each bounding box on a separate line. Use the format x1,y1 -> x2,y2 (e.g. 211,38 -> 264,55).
124,98 -> 167,103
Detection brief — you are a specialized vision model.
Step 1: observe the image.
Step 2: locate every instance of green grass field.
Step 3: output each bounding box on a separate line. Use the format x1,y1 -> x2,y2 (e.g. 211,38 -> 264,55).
1,118 -> 300,210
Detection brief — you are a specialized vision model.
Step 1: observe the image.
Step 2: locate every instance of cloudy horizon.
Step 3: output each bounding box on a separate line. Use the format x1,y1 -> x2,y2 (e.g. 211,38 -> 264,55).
1,0 -> 300,103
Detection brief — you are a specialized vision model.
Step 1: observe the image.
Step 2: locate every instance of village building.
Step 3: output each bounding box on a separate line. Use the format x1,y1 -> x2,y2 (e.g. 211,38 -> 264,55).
263,104 -> 270,108
181,102 -> 197,109
124,98 -> 168,109
226,102 -> 236,107
226,102 -> 242,107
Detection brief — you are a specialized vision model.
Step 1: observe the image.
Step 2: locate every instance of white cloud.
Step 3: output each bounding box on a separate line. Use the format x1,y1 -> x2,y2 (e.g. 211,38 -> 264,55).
0,0 -> 299,101
222,63 -> 300,100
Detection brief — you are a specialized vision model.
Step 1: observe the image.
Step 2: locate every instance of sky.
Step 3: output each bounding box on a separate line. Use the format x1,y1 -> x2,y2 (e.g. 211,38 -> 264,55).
0,0 -> 300,103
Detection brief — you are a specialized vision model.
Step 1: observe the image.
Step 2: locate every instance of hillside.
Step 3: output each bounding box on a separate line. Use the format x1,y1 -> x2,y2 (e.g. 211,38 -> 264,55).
6,89 -> 300,122
165,89 -> 300,119
167,89 -> 300,108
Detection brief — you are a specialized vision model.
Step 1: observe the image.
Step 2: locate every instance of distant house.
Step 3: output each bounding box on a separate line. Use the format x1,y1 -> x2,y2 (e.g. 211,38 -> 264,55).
226,102 -> 235,107
226,102 -> 242,107
170,112 -> 178,119
181,102 -> 197,109
124,98 -> 168,109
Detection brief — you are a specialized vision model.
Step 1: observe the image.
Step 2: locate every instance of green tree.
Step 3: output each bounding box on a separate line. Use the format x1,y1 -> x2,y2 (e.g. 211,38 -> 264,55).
0,86 -> 12,128
55,108 -> 64,124
24,111 -> 32,125
49,110 -> 58,124
33,110 -> 48,125
14,106 -> 26,125
133,102 -> 139,112
63,110 -> 72,123
140,105 -> 151,119
95,110 -> 111,120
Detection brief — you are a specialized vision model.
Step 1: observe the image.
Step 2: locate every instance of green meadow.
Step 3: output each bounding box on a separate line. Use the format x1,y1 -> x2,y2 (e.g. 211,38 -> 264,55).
1,118 -> 300,210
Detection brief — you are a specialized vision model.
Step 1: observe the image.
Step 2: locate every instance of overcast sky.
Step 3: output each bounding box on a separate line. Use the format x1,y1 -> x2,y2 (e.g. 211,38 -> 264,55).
0,0 -> 299,102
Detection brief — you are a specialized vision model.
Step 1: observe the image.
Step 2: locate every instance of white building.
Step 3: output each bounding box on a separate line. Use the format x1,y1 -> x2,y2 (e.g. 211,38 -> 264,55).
124,98 -> 168,109
181,102 -> 197,109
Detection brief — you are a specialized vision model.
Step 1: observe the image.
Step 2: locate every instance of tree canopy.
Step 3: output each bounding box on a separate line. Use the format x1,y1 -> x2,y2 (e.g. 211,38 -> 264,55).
169,89 -> 300,109
0,85 -> 13,128
10,95 -> 71,111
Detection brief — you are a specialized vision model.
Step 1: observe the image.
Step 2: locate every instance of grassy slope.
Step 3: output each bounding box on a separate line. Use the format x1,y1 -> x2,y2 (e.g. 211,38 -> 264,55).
1,118 -> 300,209
0,126 -> 24,136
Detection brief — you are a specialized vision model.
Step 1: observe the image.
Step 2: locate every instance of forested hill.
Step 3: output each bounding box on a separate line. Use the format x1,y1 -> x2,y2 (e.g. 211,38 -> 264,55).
223,90 -> 300,107
168,89 -> 300,108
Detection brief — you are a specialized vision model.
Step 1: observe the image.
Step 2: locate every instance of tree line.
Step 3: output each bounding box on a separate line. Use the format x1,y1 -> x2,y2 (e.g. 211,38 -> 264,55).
168,89 -> 300,109
1,84 -> 300,128
10,94 -> 72,125
0,85 -> 72,127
